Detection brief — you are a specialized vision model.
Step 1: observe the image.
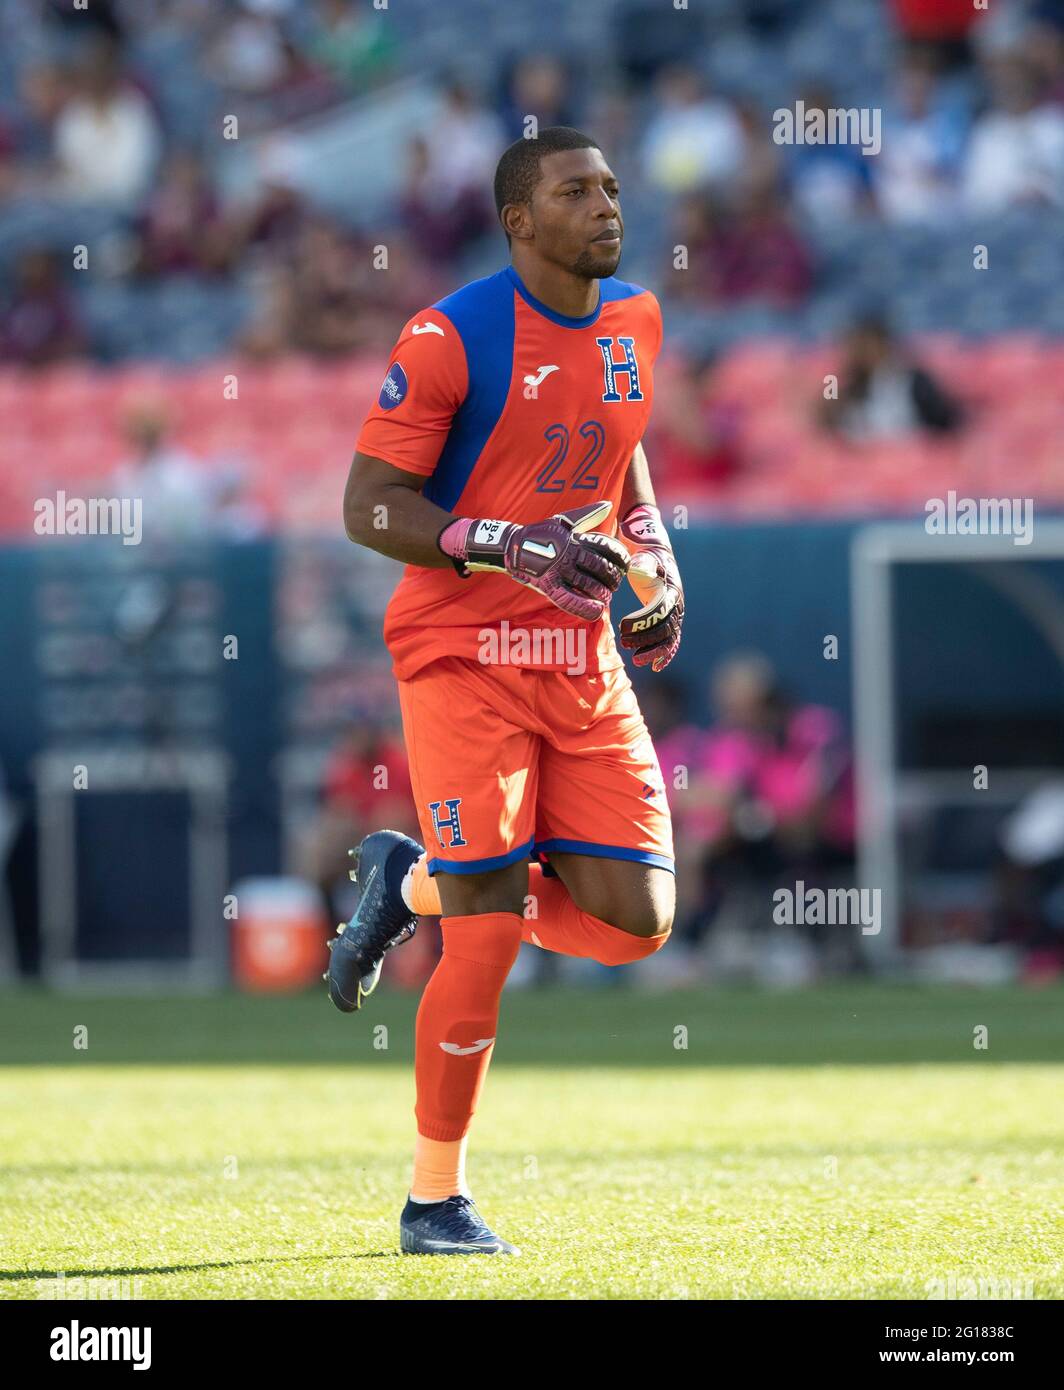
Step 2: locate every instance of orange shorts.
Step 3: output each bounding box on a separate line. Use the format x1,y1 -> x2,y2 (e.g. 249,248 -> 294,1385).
396,656 -> 674,876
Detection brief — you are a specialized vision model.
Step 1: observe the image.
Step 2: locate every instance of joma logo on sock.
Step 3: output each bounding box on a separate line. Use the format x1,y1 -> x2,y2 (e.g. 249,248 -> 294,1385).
439,1038 -> 494,1056
50,1321 -> 151,1370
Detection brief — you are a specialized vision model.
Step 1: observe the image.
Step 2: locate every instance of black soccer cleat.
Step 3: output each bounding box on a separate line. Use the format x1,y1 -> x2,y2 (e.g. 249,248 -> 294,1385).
399,1194 -> 520,1256
325,829 -> 423,1013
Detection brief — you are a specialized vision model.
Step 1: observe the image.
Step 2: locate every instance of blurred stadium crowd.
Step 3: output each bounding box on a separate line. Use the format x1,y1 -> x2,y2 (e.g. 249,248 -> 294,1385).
2,0 -> 1064,528
2,0 -> 1064,984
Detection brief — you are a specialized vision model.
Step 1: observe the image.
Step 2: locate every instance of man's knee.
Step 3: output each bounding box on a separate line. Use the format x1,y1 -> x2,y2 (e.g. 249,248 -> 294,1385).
435,861 -> 529,919
580,894 -> 674,959
596,909 -> 672,965
565,869 -> 675,940
606,900 -> 674,940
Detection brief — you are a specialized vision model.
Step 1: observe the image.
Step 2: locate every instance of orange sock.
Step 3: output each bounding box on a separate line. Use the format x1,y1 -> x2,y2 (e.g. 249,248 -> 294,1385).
403,855 -> 670,966
410,1133 -> 470,1203
523,870 -> 671,964
413,912 -> 523,1143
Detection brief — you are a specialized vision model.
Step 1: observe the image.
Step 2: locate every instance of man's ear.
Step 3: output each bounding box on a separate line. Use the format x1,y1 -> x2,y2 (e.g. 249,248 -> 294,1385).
502,203 -> 533,243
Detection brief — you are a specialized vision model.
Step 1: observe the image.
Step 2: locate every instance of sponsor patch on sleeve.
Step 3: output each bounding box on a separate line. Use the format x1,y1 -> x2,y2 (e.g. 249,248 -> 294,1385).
378,362 -> 409,410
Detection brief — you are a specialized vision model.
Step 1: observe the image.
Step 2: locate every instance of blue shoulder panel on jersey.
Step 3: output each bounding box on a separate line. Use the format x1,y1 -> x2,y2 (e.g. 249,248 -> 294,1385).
424,270 -> 515,513
599,276 -> 651,304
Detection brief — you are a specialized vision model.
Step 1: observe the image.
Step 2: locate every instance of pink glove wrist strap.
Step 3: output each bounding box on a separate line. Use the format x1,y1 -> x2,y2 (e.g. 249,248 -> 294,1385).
437,517 -> 475,561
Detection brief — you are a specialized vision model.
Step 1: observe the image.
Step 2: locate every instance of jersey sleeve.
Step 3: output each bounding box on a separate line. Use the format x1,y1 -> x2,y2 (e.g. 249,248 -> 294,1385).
355,309 -> 468,477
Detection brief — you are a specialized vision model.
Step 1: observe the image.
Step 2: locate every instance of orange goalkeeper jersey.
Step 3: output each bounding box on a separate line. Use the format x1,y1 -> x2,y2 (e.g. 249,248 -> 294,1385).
355,263 -> 663,680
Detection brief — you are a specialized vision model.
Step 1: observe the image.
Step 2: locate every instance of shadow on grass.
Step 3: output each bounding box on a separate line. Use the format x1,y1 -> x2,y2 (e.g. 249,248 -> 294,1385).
0,1250 -> 399,1282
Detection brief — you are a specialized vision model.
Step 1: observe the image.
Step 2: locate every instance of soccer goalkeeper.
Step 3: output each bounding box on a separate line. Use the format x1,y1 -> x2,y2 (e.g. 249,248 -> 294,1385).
333,127 -> 683,1256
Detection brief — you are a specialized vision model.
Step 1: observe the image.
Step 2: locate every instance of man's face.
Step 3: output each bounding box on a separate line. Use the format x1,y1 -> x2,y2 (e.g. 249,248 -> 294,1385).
524,146 -> 624,279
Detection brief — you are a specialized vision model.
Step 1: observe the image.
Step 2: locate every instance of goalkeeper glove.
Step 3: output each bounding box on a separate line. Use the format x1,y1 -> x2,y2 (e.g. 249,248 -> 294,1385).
437,500 -> 629,622
618,502 -> 684,672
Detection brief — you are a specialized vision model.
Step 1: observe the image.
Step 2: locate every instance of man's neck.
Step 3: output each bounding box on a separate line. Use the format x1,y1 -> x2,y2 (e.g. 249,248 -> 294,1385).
510,258 -> 601,319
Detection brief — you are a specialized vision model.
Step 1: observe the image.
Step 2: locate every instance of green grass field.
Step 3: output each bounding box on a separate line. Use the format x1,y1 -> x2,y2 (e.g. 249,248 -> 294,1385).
1,984 -> 1061,1300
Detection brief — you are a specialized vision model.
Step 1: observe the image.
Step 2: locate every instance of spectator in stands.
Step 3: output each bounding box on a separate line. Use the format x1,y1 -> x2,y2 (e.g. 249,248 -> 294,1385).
648,349 -> 743,500
726,178 -> 813,309
288,219 -> 377,355
307,0 -> 399,93
639,63 -> 744,196
422,80 -> 505,220
0,250 -> 86,368
43,0 -> 125,45
239,217 -> 365,358
299,718 -> 417,928
732,95 -> 785,199
111,400 -> 211,542
135,150 -> 231,277
0,120 -> 20,204
2,64 -> 67,195
399,134 -> 497,267
639,675 -> 712,940
961,51 -> 1064,211
889,0 -> 987,71
820,312 -> 964,441
681,653 -> 855,942
228,141 -> 313,266
786,83 -> 877,225
209,461 -> 270,541
739,0 -> 811,38
614,0 -> 709,88
1023,5 -> 1064,107
206,3 -> 293,96
396,82 -> 503,266
993,780 -> 1064,976
666,177 -> 812,308
497,54 -> 577,139
52,40 -> 160,206
240,215 -> 441,358
875,48 -> 969,223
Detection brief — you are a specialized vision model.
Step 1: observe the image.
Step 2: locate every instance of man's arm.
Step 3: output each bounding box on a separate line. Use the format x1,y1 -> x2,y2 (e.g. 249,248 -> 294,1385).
343,450 -> 630,621
615,439 -> 685,673
619,439 -> 658,518
343,451 -> 454,567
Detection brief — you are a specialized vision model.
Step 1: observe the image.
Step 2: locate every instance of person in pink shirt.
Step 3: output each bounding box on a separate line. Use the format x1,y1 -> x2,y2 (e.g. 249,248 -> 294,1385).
681,653 -> 855,939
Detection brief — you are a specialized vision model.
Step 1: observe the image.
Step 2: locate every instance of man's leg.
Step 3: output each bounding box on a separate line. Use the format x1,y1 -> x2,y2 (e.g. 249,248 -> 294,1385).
409,861 -> 527,1201
530,852 -> 674,960
393,659 -> 539,1252
402,853 -> 673,965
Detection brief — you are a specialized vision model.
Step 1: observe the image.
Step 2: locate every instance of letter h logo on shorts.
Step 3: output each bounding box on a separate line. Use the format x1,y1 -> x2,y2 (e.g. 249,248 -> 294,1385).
596,336 -> 644,403
428,798 -> 467,848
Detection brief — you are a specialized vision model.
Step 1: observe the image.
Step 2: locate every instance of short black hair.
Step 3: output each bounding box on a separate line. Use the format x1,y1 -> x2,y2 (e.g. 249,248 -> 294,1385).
493,126 -> 600,246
